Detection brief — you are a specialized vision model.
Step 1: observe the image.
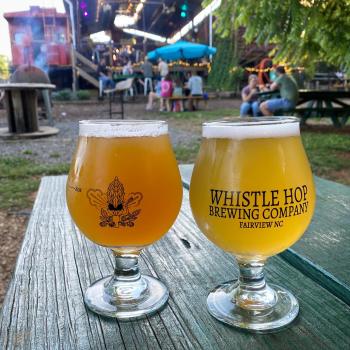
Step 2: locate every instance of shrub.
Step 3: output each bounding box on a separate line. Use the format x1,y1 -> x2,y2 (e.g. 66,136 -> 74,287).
75,90 -> 91,100
52,89 -> 72,101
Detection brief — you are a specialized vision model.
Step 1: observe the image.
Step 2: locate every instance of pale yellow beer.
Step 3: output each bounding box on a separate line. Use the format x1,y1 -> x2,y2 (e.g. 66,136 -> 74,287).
67,122 -> 182,248
190,120 -> 316,259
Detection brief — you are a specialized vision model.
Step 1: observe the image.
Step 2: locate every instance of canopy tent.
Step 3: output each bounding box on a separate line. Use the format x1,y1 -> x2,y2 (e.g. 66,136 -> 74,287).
147,41 -> 216,61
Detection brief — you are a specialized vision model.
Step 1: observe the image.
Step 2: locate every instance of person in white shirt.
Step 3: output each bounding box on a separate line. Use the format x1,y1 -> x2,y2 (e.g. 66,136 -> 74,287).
158,58 -> 169,78
122,60 -> 133,75
188,71 -> 203,96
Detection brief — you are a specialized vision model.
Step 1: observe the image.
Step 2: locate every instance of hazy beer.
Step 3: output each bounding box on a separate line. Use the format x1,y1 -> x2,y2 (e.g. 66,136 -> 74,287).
190,120 -> 315,259
66,121 -> 183,248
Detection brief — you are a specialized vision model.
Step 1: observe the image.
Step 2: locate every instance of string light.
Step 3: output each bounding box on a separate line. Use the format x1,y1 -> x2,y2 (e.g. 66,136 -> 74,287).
107,60 -> 211,72
244,66 -> 305,74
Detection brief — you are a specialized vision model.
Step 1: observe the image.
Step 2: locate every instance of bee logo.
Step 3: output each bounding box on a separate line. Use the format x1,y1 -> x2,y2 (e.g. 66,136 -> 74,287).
87,177 -> 143,228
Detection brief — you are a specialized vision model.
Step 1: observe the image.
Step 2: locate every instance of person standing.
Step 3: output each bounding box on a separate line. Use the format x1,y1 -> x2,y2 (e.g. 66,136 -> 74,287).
240,74 -> 260,117
141,57 -> 154,95
122,60 -> 134,96
260,66 -> 299,116
158,58 -> 169,79
187,71 -> 203,110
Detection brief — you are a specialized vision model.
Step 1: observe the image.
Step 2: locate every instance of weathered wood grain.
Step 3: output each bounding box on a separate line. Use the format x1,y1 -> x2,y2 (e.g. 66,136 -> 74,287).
1,175 -> 350,349
290,177 -> 350,283
180,165 -> 350,305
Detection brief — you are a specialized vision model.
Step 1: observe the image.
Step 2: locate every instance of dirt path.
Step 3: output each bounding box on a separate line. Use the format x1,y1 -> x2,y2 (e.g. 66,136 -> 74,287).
0,211 -> 28,304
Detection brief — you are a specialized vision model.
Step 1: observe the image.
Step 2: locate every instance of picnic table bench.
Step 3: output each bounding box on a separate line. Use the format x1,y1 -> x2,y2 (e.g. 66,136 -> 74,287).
1,165 -> 349,349
165,95 -> 208,111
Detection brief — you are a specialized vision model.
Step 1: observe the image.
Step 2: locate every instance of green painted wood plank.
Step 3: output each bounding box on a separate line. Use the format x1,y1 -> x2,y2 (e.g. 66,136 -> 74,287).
179,165 -> 350,305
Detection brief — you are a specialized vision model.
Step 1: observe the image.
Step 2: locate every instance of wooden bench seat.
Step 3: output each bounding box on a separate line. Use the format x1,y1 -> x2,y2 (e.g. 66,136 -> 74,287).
166,95 -> 206,101
164,95 -> 208,111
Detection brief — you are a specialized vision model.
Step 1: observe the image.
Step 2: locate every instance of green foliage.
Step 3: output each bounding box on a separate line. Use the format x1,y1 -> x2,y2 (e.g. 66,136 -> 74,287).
52,89 -> 72,101
75,90 -> 91,100
0,55 -> 9,80
206,0 -> 350,73
302,132 -> 350,177
0,157 -> 69,209
52,89 -> 91,101
208,37 -> 244,91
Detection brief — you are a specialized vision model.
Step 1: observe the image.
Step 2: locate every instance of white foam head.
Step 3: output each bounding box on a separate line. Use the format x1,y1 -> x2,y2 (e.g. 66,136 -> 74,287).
79,120 -> 168,137
203,117 -> 300,139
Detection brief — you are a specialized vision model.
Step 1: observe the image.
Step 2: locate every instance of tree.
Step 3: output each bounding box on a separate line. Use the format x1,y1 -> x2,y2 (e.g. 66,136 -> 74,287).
207,35 -> 244,92
0,55 -> 10,80
205,0 -> 350,72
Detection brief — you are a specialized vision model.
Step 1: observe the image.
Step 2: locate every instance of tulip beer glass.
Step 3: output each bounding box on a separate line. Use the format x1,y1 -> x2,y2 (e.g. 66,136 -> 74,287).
66,120 -> 182,319
190,117 -> 315,332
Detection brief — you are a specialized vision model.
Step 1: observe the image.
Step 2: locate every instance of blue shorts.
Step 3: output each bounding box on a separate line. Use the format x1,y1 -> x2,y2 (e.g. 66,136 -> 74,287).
266,98 -> 294,112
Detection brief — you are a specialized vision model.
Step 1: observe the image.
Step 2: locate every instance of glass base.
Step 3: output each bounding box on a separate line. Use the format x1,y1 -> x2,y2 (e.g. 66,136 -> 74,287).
207,280 -> 299,333
84,274 -> 169,320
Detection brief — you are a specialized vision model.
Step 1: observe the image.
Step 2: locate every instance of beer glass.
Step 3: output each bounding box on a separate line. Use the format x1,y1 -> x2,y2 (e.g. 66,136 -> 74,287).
66,120 -> 182,319
190,117 -> 315,332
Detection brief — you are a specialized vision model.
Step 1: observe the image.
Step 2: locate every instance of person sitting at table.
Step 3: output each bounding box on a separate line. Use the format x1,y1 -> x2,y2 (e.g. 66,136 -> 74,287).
187,71 -> 203,110
98,57 -> 115,99
259,66 -> 299,116
172,78 -> 184,112
160,74 -> 173,112
146,79 -> 162,111
240,74 -> 260,117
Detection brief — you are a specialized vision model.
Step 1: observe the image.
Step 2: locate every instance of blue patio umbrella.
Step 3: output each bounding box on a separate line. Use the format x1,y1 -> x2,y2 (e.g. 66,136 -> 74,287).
147,41 -> 216,61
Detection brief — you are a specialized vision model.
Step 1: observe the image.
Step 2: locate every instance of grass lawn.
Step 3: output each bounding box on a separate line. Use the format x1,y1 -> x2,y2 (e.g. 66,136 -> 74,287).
0,158 -> 69,210
0,110 -> 349,211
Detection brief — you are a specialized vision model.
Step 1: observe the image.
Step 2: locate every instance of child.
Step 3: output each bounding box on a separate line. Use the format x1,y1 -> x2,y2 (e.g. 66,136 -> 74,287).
172,78 -> 184,112
160,74 -> 173,112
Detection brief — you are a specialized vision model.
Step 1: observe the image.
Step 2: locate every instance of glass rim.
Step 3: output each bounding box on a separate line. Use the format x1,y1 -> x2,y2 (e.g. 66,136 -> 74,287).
79,119 -> 167,126
78,120 -> 168,137
203,117 -> 299,128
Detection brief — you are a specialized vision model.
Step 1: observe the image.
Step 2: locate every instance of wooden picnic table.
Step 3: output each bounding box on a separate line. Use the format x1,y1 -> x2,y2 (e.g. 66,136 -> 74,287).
258,89 -> 350,127
0,165 -> 349,349
0,83 -> 56,133
296,90 -> 350,127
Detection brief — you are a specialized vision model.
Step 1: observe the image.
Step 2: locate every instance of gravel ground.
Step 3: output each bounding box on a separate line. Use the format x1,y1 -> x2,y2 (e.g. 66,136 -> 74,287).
0,98 -> 240,164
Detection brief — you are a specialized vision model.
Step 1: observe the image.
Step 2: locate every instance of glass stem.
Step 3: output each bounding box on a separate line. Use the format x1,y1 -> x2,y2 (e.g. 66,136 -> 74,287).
114,252 -> 141,282
104,250 -> 148,304
233,260 -> 277,311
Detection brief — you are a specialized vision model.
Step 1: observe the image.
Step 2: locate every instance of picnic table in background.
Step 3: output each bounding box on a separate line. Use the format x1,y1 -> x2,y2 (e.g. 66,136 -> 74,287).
296,90 -> 350,127
0,165 -> 349,349
257,89 -> 350,127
